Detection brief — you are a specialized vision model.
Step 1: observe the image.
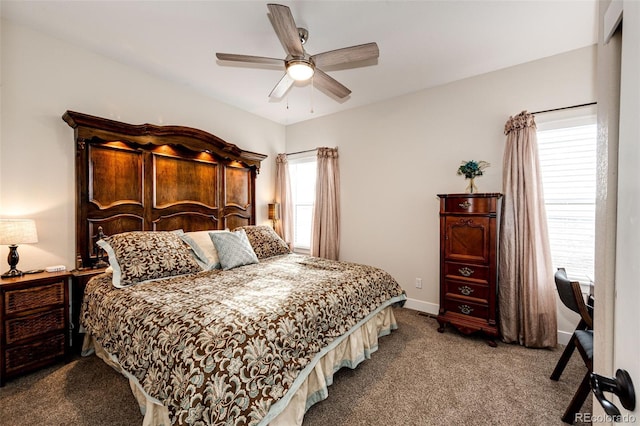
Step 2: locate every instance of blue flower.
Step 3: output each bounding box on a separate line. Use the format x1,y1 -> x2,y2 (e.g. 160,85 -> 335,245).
457,160 -> 490,179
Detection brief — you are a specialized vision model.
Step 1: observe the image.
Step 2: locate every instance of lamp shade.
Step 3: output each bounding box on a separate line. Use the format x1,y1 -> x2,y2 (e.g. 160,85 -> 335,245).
268,203 -> 281,221
0,219 -> 39,245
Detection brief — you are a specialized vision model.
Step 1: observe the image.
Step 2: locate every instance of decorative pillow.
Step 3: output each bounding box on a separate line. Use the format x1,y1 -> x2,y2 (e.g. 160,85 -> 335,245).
209,229 -> 259,270
180,230 -> 227,270
97,231 -> 202,288
235,225 -> 291,259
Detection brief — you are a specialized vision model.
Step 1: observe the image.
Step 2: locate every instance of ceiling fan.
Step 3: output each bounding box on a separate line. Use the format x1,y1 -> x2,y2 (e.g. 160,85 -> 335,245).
216,3 -> 379,100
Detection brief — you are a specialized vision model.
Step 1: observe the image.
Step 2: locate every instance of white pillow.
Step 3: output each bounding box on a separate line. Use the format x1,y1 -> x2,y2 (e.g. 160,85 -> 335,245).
180,230 -> 227,270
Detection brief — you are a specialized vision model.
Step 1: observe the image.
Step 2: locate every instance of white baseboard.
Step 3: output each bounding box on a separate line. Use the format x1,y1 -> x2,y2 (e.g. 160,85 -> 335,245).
403,298 -> 573,347
403,298 -> 439,316
557,329 -> 573,346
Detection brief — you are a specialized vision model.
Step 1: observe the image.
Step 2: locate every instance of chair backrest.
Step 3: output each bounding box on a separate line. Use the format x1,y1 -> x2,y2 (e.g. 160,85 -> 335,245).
554,268 -> 593,329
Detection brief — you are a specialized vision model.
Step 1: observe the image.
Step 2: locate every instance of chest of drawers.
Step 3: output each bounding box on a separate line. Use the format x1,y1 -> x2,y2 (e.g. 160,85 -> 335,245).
436,193 -> 502,346
0,271 -> 70,385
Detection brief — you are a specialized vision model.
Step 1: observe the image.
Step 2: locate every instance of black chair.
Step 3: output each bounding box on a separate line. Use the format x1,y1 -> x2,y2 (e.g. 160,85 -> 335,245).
550,268 -> 594,424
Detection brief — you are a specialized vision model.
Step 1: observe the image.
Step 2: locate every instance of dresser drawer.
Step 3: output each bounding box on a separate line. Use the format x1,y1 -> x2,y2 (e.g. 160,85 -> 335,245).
442,196 -> 497,214
444,298 -> 488,319
5,334 -> 65,374
5,308 -> 66,344
444,280 -> 489,302
4,281 -> 65,314
444,262 -> 489,283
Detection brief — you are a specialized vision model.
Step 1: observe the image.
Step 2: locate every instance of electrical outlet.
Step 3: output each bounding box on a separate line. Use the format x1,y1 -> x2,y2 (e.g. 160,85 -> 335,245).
415,277 -> 422,289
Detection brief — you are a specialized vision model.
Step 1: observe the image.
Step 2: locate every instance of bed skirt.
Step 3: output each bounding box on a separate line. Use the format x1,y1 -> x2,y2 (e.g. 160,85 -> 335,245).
83,304 -> 400,426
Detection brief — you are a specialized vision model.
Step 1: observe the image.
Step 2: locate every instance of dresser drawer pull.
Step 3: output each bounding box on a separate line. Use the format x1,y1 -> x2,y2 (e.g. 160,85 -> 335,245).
458,286 -> 474,296
458,200 -> 471,209
458,304 -> 474,315
458,267 -> 474,277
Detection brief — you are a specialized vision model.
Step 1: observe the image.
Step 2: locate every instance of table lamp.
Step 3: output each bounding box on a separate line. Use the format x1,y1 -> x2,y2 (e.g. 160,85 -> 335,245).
0,219 -> 39,278
268,203 -> 281,228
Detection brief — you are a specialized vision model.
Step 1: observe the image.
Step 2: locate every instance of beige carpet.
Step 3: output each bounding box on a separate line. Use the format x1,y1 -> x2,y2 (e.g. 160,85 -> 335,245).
0,307 -> 590,425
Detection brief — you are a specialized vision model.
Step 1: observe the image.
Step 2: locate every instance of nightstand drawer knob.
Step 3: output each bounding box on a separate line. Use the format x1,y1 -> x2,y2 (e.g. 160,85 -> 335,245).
458,286 -> 474,296
459,267 -> 474,277
458,200 -> 471,209
458,304 -> 474,315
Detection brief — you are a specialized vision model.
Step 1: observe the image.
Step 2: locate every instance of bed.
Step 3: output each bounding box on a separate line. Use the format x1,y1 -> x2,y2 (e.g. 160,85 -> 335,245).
63,111 -> 406,425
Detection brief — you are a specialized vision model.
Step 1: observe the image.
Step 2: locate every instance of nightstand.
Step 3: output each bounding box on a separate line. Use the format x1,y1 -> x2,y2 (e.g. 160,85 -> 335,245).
0,270 -> 71,386
70,268 -> 106,354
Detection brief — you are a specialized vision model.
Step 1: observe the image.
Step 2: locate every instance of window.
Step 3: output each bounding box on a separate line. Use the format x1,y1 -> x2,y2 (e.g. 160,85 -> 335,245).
288,155 -> 316,253
537,115 -> 597,283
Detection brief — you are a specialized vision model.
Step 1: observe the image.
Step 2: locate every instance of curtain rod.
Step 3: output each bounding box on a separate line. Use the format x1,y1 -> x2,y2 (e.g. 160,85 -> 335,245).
286,148 -> 317,156
531,101 -> 597,115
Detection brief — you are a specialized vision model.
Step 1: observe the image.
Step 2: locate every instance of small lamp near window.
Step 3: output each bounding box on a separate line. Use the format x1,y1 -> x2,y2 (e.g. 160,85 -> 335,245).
0,219 -> 38,278
268,203 -> 281,229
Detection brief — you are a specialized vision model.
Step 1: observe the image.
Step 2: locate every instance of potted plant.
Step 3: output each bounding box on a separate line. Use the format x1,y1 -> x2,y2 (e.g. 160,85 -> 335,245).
457,160 -> 490,193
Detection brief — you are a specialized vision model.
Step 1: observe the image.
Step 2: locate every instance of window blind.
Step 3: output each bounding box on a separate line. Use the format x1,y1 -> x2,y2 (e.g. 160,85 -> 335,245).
537,122 -> 597,283
288,156 -> 316,252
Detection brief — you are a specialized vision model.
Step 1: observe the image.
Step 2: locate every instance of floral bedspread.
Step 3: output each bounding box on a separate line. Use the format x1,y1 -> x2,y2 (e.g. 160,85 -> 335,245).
80,254 -> 405,425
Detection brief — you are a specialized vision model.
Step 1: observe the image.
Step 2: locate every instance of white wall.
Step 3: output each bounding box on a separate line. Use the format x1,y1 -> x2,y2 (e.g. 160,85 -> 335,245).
0,20 -> 286,271
286,46 -> 597,341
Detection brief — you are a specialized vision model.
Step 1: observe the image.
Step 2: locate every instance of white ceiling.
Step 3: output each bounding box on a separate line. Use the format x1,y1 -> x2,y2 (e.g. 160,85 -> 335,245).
2,1 -> 598,126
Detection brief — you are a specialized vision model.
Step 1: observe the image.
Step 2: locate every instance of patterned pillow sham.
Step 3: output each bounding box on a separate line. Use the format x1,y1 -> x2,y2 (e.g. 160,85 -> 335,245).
97,230 -> 202,288
179,230 -> 227,270
234,225 -> 291,259
209,229 -> 259,270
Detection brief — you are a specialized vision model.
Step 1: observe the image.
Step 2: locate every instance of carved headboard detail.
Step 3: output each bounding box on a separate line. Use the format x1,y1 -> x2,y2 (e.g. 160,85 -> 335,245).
63,110 -> 267,269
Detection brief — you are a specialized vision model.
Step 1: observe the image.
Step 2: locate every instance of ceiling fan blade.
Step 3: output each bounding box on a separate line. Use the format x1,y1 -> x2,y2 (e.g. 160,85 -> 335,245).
311,43 -> 379,69
216,53 -> 283,66
269,73 -> 295,99
313,69 -> 351,99
267,4 -> 304,57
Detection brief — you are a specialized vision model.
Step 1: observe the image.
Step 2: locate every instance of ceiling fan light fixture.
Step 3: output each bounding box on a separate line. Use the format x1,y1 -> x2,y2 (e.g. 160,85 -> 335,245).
286,60 -> 314,81
217,4 -> 378,100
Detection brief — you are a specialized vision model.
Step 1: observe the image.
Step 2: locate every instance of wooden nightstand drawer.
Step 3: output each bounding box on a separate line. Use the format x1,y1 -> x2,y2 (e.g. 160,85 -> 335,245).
444,280 -> 489,302
5,334 -> 65,374
444,262 -> 489,283
5,308 -> 66,344
439,194 -> 500,215
5,281 -> 65,314
444,298 -> 489,319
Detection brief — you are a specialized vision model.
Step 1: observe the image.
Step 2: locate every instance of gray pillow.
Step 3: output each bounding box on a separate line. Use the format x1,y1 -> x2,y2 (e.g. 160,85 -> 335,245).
209,229 -> 259,270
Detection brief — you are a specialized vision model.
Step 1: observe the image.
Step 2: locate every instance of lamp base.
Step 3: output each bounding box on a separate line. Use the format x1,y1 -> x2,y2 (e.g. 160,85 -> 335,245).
1,268 -> 24,279
2,244 -> 23,279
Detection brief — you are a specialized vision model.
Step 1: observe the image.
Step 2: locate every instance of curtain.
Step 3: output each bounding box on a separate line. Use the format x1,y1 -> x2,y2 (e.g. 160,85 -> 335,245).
275,154 -> 294,247
311,147 -> 340,260
499,111 -> 557,348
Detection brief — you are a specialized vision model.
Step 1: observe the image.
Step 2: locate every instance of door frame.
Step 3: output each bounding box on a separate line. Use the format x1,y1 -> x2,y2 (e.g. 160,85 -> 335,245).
594,0 -> 639,422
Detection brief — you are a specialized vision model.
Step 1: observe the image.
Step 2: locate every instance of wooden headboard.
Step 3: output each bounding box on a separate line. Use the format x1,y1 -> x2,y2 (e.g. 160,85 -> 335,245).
63,111 -> 267,269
